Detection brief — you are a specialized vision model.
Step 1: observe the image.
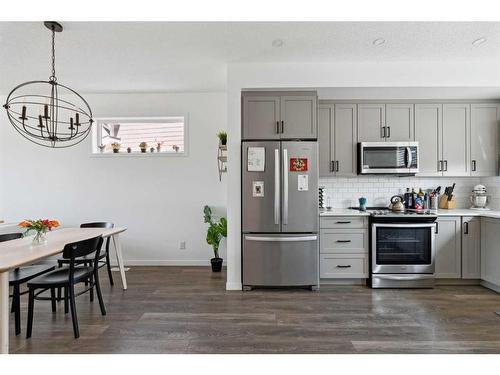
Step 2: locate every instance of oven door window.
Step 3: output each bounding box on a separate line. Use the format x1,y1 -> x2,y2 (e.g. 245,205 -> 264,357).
376,226 -> 432,265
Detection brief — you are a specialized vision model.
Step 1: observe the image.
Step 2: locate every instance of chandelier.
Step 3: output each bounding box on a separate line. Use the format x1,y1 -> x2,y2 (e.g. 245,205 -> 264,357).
3,21 -> 93,148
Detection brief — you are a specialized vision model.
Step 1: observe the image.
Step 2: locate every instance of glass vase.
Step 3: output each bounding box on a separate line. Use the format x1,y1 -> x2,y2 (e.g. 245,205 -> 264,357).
32,230 -> 47,246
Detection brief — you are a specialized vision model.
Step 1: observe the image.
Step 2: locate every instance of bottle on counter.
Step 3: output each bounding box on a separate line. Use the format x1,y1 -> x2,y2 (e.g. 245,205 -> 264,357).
411,188 -> 416,209
404,188 -> 411,209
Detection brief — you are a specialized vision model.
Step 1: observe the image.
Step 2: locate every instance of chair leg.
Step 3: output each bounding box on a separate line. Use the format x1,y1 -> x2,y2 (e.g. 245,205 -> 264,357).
64,286 -> 69,314
26,288 -> 35,339
106,252 -> 114,286
57,261 -> 63,302
68,285 -> 80,339
50,288 -> 56,313
89,273 -> 94,302
94,270 -> 106,316
13,284 -> 21,336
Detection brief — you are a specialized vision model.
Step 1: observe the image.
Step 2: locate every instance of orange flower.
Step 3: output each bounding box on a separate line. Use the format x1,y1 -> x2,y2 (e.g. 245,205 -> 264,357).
49,220 -> 60,227
18,221 -> 30,228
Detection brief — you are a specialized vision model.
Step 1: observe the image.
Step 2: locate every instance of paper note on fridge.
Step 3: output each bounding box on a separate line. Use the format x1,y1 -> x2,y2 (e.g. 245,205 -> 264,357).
298,174 -> 309,191
247,147 -> 265,172
252,181 -> 264,197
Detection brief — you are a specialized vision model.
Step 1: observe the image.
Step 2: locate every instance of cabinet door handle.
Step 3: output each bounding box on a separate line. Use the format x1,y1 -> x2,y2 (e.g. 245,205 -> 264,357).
336,265 -> 352,268
281,120 -> 284,134
443,160 -> 448,171
435,222 -> 439,234
472,160 -> 477,172
276,121 -> 280,134
336,240 -> 351,243
336,221 -> 351,224
335,160 -> 339,172
381,126 -> 386,138
438,160 -> 443,172
330,161 -> 335,173
464,222 -> 469,235
386,126 -> 391,138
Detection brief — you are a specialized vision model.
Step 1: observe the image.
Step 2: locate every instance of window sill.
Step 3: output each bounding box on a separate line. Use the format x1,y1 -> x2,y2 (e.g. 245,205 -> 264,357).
89,152 -> 187,158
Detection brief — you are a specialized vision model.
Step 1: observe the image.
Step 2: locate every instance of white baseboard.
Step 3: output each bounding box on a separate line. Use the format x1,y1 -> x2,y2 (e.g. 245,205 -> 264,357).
226,282 -> 242,290
109,260 -> 226,267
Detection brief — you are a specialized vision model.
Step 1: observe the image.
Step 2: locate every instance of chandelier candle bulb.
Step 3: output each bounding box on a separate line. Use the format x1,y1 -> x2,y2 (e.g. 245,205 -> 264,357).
69,117 -> 74,130
21,105 -> 26,120
43,104 -> 48,119
38,115 -> 44,128
75,112 -> 79,126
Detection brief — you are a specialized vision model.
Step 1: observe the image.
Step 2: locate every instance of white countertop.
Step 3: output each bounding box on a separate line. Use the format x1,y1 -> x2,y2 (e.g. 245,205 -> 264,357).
320,208 -> 500,219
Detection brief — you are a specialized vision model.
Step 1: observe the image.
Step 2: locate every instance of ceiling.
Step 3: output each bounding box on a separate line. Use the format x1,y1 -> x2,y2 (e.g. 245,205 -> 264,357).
0,22 -> 499,93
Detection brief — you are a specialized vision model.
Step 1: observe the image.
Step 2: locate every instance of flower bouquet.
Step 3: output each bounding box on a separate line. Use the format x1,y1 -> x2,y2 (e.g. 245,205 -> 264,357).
18,219 -> 60,245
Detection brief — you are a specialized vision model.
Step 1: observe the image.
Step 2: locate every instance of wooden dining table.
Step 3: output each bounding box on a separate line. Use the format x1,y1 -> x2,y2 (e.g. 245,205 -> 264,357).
0,226 -> 127,354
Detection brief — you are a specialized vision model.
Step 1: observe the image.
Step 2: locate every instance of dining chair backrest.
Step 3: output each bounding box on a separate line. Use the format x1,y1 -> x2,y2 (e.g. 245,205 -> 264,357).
80,222 -> 114,229
0,233 -> 23,243
62,236 -> 104,261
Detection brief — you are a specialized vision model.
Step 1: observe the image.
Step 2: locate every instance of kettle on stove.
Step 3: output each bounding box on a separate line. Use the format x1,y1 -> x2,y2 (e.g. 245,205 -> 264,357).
389,195 -> 405,212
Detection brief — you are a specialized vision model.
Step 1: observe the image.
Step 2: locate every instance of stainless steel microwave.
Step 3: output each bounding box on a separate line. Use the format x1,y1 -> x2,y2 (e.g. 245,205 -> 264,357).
358,142 -> 419,175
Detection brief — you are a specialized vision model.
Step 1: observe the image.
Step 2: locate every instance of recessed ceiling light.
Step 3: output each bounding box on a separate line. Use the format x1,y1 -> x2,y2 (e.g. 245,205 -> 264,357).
272,39 -> 284,48
472,37 -> 487,46
373,38 -> 386,46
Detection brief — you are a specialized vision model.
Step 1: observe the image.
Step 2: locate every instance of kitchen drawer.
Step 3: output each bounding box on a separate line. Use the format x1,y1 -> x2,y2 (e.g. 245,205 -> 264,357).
320,229 -> 368,254
320,216 -> 367,229
320,254 -> 368,278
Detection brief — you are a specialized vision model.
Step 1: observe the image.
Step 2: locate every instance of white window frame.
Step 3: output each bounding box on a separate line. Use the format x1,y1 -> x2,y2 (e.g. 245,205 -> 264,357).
90,115 -> 189,157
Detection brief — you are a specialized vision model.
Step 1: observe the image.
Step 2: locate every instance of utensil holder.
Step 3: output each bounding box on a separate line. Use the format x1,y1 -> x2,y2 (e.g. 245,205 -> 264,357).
438,194 -> 456,209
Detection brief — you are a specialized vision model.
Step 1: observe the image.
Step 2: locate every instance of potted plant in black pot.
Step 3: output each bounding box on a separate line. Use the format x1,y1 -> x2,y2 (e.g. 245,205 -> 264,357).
217,131 -> 227,146
203,205 -> 227,272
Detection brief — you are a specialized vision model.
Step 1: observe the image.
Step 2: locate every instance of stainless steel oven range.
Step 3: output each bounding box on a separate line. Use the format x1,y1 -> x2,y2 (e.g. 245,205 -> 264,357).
368,208 -> 437,288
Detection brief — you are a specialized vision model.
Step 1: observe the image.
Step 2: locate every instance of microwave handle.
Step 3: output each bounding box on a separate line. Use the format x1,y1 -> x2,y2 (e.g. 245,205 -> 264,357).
406,147 -> 412,168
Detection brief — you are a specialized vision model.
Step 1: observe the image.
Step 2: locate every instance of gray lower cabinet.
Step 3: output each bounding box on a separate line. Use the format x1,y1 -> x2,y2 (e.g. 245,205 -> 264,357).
318,103 -> 357,177
319,216 -> 368,279
470,104 -> 499,176
242,92 -> 317,140
435,217 -> 462,279
481,218 -> 500,287
462,216 -> 481,279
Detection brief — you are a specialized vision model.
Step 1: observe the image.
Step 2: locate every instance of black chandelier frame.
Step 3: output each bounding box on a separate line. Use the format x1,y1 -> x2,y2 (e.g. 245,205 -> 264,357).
3,21 -> 94,148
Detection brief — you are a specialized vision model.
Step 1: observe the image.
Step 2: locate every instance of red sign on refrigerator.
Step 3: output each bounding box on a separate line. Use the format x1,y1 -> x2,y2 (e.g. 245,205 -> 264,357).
289,158 -> 308,172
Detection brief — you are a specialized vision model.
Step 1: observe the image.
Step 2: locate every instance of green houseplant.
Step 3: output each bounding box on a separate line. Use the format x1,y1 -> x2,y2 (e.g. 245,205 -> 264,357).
203,205 -> 227,272
217,131 -> 227,146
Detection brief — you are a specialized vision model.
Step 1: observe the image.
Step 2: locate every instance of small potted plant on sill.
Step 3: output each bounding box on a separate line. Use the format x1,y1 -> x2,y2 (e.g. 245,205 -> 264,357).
111,142 -> 121,153
203,205 -> 227,272
172,145 -> 179,152
217,131 -> 227,146
98,144 -> 106,153
126,147 -> 132,153
139,142 -> 148,153
156,140 -> 164,152
18,219 -> 60,246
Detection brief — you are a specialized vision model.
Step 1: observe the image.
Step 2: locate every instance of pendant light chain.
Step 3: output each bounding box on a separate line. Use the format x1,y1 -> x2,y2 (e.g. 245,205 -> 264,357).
49,27 -> 57,82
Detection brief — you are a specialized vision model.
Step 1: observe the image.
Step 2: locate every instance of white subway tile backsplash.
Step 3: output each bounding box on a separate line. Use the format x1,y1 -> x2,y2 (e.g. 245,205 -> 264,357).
319,176 -> 482,209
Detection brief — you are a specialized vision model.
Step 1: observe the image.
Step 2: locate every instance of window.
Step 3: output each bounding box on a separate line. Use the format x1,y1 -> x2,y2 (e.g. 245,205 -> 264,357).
92,117 -> 187,155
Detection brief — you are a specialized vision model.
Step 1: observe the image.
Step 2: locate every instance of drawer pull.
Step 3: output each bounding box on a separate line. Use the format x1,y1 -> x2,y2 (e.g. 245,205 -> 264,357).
336,265 -> 352,268
335,221 -> 351,224
336,240 -> 351,243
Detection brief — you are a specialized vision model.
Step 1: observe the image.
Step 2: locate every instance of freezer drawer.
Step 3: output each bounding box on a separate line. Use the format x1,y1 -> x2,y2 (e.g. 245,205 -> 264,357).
243,234 -> 319,287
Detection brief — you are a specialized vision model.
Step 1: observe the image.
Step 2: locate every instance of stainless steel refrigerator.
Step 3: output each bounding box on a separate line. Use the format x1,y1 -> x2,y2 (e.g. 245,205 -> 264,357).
242,140 -> 319,289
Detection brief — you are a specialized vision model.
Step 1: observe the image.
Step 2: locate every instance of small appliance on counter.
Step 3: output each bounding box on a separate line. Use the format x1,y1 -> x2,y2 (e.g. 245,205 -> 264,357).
470,184 -> 491,210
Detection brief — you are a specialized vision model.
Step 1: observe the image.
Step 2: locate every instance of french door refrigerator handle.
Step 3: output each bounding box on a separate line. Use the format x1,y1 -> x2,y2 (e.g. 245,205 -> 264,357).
245,235 -> 318,242
283,148 -> 288,225
274,149 -> 280,225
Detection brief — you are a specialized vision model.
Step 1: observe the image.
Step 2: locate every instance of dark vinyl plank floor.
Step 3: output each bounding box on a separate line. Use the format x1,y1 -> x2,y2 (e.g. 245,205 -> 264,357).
9,266 -> 500,354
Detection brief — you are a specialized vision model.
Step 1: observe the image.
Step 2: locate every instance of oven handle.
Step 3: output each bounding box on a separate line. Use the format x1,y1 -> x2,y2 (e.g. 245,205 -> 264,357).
373,274 -> 435,281
371,223 -> 437,229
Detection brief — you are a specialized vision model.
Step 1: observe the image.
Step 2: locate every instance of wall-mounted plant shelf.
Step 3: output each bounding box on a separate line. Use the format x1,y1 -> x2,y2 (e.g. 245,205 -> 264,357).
217,143 -> 227,181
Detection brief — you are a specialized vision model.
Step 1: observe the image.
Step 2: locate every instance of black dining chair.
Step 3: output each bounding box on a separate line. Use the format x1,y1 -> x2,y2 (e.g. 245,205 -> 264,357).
26,236 -> 106,339
57,222 -> 115,290
0,233 -> 55,336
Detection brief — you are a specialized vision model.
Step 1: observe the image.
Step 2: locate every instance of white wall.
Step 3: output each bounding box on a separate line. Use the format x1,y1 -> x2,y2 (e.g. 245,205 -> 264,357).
0,92 -> 227,265
226,60 -> 500,290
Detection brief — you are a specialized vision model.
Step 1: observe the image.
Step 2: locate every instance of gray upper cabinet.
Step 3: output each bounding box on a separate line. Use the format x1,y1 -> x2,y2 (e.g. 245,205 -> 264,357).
415,104 -> 442,176
442,104 -> 470,176
357,104 -> 385,142
242,95 -> 280,140
280,95 -> 317,139
242,92 -> 317,140
435,217 -> 462,279
470,104 -> 499,177
318,105 -> 334,176
385,104 -> 414,141
319,103 -> 357,177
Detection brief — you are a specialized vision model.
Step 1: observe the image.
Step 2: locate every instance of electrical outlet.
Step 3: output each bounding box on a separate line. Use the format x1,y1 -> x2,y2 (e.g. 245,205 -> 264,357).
179,241 -> 186,250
